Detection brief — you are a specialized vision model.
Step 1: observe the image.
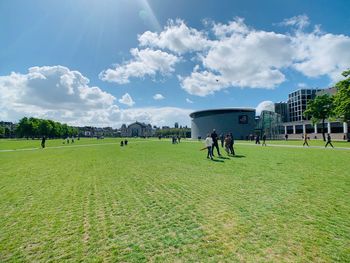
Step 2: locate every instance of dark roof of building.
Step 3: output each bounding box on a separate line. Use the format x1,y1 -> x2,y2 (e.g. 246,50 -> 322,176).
127,121 -> 149,128
190,108 -> 255,118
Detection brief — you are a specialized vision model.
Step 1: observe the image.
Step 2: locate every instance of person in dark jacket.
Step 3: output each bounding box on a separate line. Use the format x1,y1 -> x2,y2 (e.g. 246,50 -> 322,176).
41,136 -> 46,148
211,129 -> 221,157
325,134 -> 334,148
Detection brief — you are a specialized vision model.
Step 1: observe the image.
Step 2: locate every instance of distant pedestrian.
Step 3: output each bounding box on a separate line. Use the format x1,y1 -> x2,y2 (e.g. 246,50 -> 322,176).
124,139 -> 128,146
285,134 -> 288,141
220,134 -> 224,148
211,129 -> 221,156
224,134 -> 232,155
255,135 -> 260,144
172,136 -> 177,144
303,133 -> 309,147
229,133 -> 235,155
120,141 -> 124,147
41,136 -> 46,148
325,134 -> 334,148
67,137 -> 70,144
204,133 -> 213,160
262,133 -> 267,146
178,136 -> 181,143
71,137 -> 75,143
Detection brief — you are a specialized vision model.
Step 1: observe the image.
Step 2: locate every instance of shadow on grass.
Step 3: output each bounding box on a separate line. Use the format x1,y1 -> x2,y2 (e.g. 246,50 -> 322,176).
218,156 -> 230,160
231,155 -> 246,158
211,158 -> 225,163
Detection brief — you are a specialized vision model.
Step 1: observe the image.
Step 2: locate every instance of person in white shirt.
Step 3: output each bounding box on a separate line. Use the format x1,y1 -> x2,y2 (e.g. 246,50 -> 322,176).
205,133 -> 213,160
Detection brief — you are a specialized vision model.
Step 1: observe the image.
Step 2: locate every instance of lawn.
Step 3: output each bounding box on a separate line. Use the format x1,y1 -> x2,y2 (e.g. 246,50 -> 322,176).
0,139 -> 349,262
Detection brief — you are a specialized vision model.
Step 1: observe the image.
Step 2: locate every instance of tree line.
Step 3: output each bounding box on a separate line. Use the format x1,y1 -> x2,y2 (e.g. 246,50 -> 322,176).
16,117 -> 78,139
304,69 -> 350,141
154,127 -> 191,138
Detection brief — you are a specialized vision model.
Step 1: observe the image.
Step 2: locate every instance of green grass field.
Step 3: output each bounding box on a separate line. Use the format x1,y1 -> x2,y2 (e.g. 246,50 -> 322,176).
1,138 -> 349,262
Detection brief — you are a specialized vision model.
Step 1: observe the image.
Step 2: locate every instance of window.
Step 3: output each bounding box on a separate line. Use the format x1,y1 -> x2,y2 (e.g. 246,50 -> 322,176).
238,115 -> 248,124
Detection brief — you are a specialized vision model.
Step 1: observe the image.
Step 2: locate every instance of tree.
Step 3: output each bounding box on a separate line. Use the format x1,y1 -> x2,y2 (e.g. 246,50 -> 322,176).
304,94 -> 334,141
39,119 -> 52,137
0,126 -> 5,138
333,69 -> 350,122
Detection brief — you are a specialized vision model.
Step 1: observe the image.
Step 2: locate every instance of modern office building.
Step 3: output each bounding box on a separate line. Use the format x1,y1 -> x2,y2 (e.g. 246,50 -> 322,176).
190,108 -> 256,140
274,102 -> 289,123
280,88 -> 349,140
287,89 -> 322,122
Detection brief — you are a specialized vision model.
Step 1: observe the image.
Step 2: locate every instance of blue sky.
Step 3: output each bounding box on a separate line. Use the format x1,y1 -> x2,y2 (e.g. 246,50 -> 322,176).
1,0 -> 350,127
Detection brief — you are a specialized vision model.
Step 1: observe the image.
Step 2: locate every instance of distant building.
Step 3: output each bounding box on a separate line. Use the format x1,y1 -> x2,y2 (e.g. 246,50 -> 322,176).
120,122 -> 154,137
280,88 -> 349,140
190,108 -> 256,140
288,88 -> 322,122
274,102 -> 289,123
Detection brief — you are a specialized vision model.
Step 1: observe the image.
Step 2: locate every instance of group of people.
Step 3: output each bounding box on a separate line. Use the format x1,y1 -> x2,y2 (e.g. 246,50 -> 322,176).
172,135 -> 181,144
120,139 -> 128,146
41,136 -> 79,149
303,133 -> 334,148
254,134 -> 267,146
204,129 -> 235,159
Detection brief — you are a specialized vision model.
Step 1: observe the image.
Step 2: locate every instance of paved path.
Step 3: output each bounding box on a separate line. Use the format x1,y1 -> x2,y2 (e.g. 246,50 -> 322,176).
0,142 -> 121,153
1,140 -> 350,153
234,142 -> 350,151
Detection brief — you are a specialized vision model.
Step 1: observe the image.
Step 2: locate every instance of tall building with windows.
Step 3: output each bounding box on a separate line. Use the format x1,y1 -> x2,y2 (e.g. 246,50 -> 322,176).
288,89 -> 322,122
274,102 -> 289,122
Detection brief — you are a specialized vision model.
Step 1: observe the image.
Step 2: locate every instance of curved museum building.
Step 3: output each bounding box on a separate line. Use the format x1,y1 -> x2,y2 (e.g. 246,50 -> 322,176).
190,108 -> 256,140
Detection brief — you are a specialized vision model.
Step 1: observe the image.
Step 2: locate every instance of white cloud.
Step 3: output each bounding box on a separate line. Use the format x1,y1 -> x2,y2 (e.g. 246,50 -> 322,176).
179,71 -> 228,96
0,66 -> 192,127
256,101 -> 275,116
99,48 -> 180,84
212,17 -> 249,38
297,82 -> 307,88
138,19 -> 210,54
280,15 -> 310,29
120,107 -> 192,127
100,16 -> 350,96
292,31 -> 350,82
118,93 -> 135,107
153,93 -> 165,100
186,98 -> 194,104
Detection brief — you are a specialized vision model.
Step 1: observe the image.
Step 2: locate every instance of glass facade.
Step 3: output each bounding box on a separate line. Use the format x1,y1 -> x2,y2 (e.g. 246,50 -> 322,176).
287,89 -> 322,122
256,110 -> 284,139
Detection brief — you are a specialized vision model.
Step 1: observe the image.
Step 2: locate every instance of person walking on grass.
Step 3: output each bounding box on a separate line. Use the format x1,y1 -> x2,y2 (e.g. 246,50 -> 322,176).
229,133 -> 235,155
303,133 -> 309,147
220,133 -> 224,148
211,129 -> 221,157
41,136 -> 46,149
255,134 -> 260,144
224,134 -> 232,155
204,133 -> 213,160
262,133 -> 267,146
325,133 -> 334,148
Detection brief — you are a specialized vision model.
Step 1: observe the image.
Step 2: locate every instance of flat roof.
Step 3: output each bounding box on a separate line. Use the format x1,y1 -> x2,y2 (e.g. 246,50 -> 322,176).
190,108 -> 255,118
